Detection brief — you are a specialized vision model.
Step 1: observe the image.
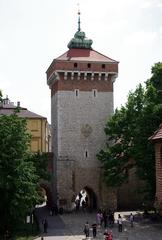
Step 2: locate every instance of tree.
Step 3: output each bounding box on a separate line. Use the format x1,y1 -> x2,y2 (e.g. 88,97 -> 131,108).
97,62 -> 162,200
0,90 -> 2,102
0,113 -> 40,234
31,151 -> 51,182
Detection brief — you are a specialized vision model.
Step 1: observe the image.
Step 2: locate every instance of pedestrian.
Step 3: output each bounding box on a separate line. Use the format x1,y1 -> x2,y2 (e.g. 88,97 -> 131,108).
100,211 -> 103,226
50,207 -> 53,216
117,214 -> 123,232
129,213 -> 134,227
104,229 -> 113,240
96,210 -> 103,226
107,230 -> 113,240
96,211 -> 101,226
84,221 -> 90,238
42,218 -> 48,233
92,222 -> 97,238
75,198 -> 80,211
82,200 -> 86,212
109,212 -> 114,228
103,210 -> 108,228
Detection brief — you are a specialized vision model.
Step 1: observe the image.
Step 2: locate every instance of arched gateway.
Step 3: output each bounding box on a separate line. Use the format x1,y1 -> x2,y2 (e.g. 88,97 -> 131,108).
46,12 -> 118,211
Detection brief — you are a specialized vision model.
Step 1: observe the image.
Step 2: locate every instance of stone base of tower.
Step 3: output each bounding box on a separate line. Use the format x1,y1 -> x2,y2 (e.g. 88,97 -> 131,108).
100,185 -> 117,210
56,157 -> 75,211
54,156 -> 117,212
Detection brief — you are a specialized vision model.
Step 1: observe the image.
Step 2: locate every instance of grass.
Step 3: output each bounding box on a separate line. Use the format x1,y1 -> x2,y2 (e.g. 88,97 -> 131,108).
13,219 -> 39,240
15,237 -> 34,240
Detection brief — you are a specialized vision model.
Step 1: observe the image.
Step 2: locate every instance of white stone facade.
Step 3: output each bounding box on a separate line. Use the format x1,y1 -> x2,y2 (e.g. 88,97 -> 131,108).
51,89 -> 114,208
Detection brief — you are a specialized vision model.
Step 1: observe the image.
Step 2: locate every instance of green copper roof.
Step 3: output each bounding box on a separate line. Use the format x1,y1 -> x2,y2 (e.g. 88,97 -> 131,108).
67,10 -> 93,49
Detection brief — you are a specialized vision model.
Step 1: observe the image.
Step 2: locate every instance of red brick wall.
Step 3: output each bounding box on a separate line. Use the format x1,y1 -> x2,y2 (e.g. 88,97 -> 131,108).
51,76 -> 113,96
47,61 -> 118,79
154,142 -> 162,210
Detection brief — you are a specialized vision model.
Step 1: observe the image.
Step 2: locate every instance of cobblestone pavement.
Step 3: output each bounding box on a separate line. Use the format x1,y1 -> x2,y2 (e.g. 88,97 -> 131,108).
35,207 -> 162,240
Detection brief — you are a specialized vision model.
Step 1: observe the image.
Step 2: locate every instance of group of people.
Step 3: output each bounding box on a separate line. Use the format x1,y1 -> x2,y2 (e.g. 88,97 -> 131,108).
117,213 -> 134,232
83,220 -> 113,239
84,221 -> 97,238
96,209 -> 115,228
75,191 -> 89,212
83,211 -> 134,239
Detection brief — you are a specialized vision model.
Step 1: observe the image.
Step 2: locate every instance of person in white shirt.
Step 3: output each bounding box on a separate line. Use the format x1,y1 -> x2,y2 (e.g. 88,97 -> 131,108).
118,214 -> 123,232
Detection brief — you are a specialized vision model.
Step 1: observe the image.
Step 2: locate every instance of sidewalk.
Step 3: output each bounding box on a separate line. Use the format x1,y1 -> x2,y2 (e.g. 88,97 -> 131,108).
35,207 -> 162,240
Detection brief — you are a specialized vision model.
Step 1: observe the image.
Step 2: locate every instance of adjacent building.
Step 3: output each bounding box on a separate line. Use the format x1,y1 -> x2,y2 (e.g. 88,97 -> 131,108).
0,97 -> 51,153
149,124 -> 162,213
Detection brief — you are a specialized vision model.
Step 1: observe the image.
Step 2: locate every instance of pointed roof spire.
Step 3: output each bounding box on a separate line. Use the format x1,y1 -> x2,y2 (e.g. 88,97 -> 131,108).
77,3 -> 81,32
67,5 -> 93,49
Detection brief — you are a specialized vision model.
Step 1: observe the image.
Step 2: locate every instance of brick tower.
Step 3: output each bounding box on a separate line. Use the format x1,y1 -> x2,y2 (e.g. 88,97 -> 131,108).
46,12 -> 118,210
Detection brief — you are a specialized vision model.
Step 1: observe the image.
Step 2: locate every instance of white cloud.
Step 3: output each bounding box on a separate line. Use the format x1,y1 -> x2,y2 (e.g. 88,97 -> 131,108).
140,0 -> 153,8
159,27 -> 162,37
124,31 -> 158,46
157,2 -> 162,9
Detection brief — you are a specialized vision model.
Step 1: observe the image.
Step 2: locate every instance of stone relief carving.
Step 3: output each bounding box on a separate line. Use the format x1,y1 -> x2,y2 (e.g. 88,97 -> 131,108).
81,124 -> 92,137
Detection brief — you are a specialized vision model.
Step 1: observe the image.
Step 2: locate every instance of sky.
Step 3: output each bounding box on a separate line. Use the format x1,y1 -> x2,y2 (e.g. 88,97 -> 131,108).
0,0 -> 162,123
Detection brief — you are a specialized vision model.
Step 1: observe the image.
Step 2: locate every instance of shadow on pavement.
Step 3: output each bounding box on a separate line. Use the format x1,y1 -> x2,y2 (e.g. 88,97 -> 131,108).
35,206 -> 69,237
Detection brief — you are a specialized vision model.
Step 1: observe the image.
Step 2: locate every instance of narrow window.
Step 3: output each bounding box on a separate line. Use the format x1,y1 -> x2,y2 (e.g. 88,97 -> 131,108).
102,64 -> 105,69
87,63 -> 91,68
85,151 -> 88,158
75,89 -> 79,97
74,63 -> 78,68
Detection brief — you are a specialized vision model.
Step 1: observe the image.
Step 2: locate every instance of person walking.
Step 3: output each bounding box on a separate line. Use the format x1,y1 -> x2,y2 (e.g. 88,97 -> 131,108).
117,214 -> 123,232
104,229 -> 113,240
84,221 -> 90,238
42,218 -> 48,233
103,210 -> 108,228
92,222 -> 97,238
129,213 -> 134,227
109,212 -> 114,228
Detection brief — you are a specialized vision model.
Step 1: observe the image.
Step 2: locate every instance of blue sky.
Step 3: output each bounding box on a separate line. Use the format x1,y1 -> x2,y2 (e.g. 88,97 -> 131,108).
0,0 -> 162,122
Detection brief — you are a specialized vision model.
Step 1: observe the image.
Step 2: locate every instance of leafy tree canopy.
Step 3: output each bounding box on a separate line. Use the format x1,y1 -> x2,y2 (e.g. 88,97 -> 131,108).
97,62 -> 162,199
0,113 -> 40,234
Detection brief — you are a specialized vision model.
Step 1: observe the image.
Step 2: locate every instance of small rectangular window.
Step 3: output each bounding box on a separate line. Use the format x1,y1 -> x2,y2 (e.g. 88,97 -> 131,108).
74,63 -> 78,68
87,63 -> 91,68
85,151 -> 88,158
75,89 -> 79,97
102,64 -> 105,69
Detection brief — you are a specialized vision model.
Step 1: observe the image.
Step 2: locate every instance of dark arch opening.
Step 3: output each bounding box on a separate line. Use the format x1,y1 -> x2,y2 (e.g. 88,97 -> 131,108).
39,184 -> 53,208
84,186 -> 97,210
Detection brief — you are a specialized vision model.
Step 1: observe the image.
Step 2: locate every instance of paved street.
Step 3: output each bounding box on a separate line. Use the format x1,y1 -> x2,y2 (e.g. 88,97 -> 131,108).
35,207 -> 162,240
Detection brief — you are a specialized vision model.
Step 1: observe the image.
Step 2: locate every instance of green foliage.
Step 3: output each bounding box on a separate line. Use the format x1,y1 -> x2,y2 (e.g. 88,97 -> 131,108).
31,151 -> 51,181
0,90 -> 2,102
0,114 -> 40,234
97,62 -> 162,199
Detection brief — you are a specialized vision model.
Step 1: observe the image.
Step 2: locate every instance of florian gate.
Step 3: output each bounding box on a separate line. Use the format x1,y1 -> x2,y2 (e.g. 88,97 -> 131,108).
46,16 -> 119,211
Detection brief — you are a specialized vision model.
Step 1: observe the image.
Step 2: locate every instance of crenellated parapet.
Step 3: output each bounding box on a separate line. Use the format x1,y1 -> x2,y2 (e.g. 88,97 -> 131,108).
47,70 -> 118,87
